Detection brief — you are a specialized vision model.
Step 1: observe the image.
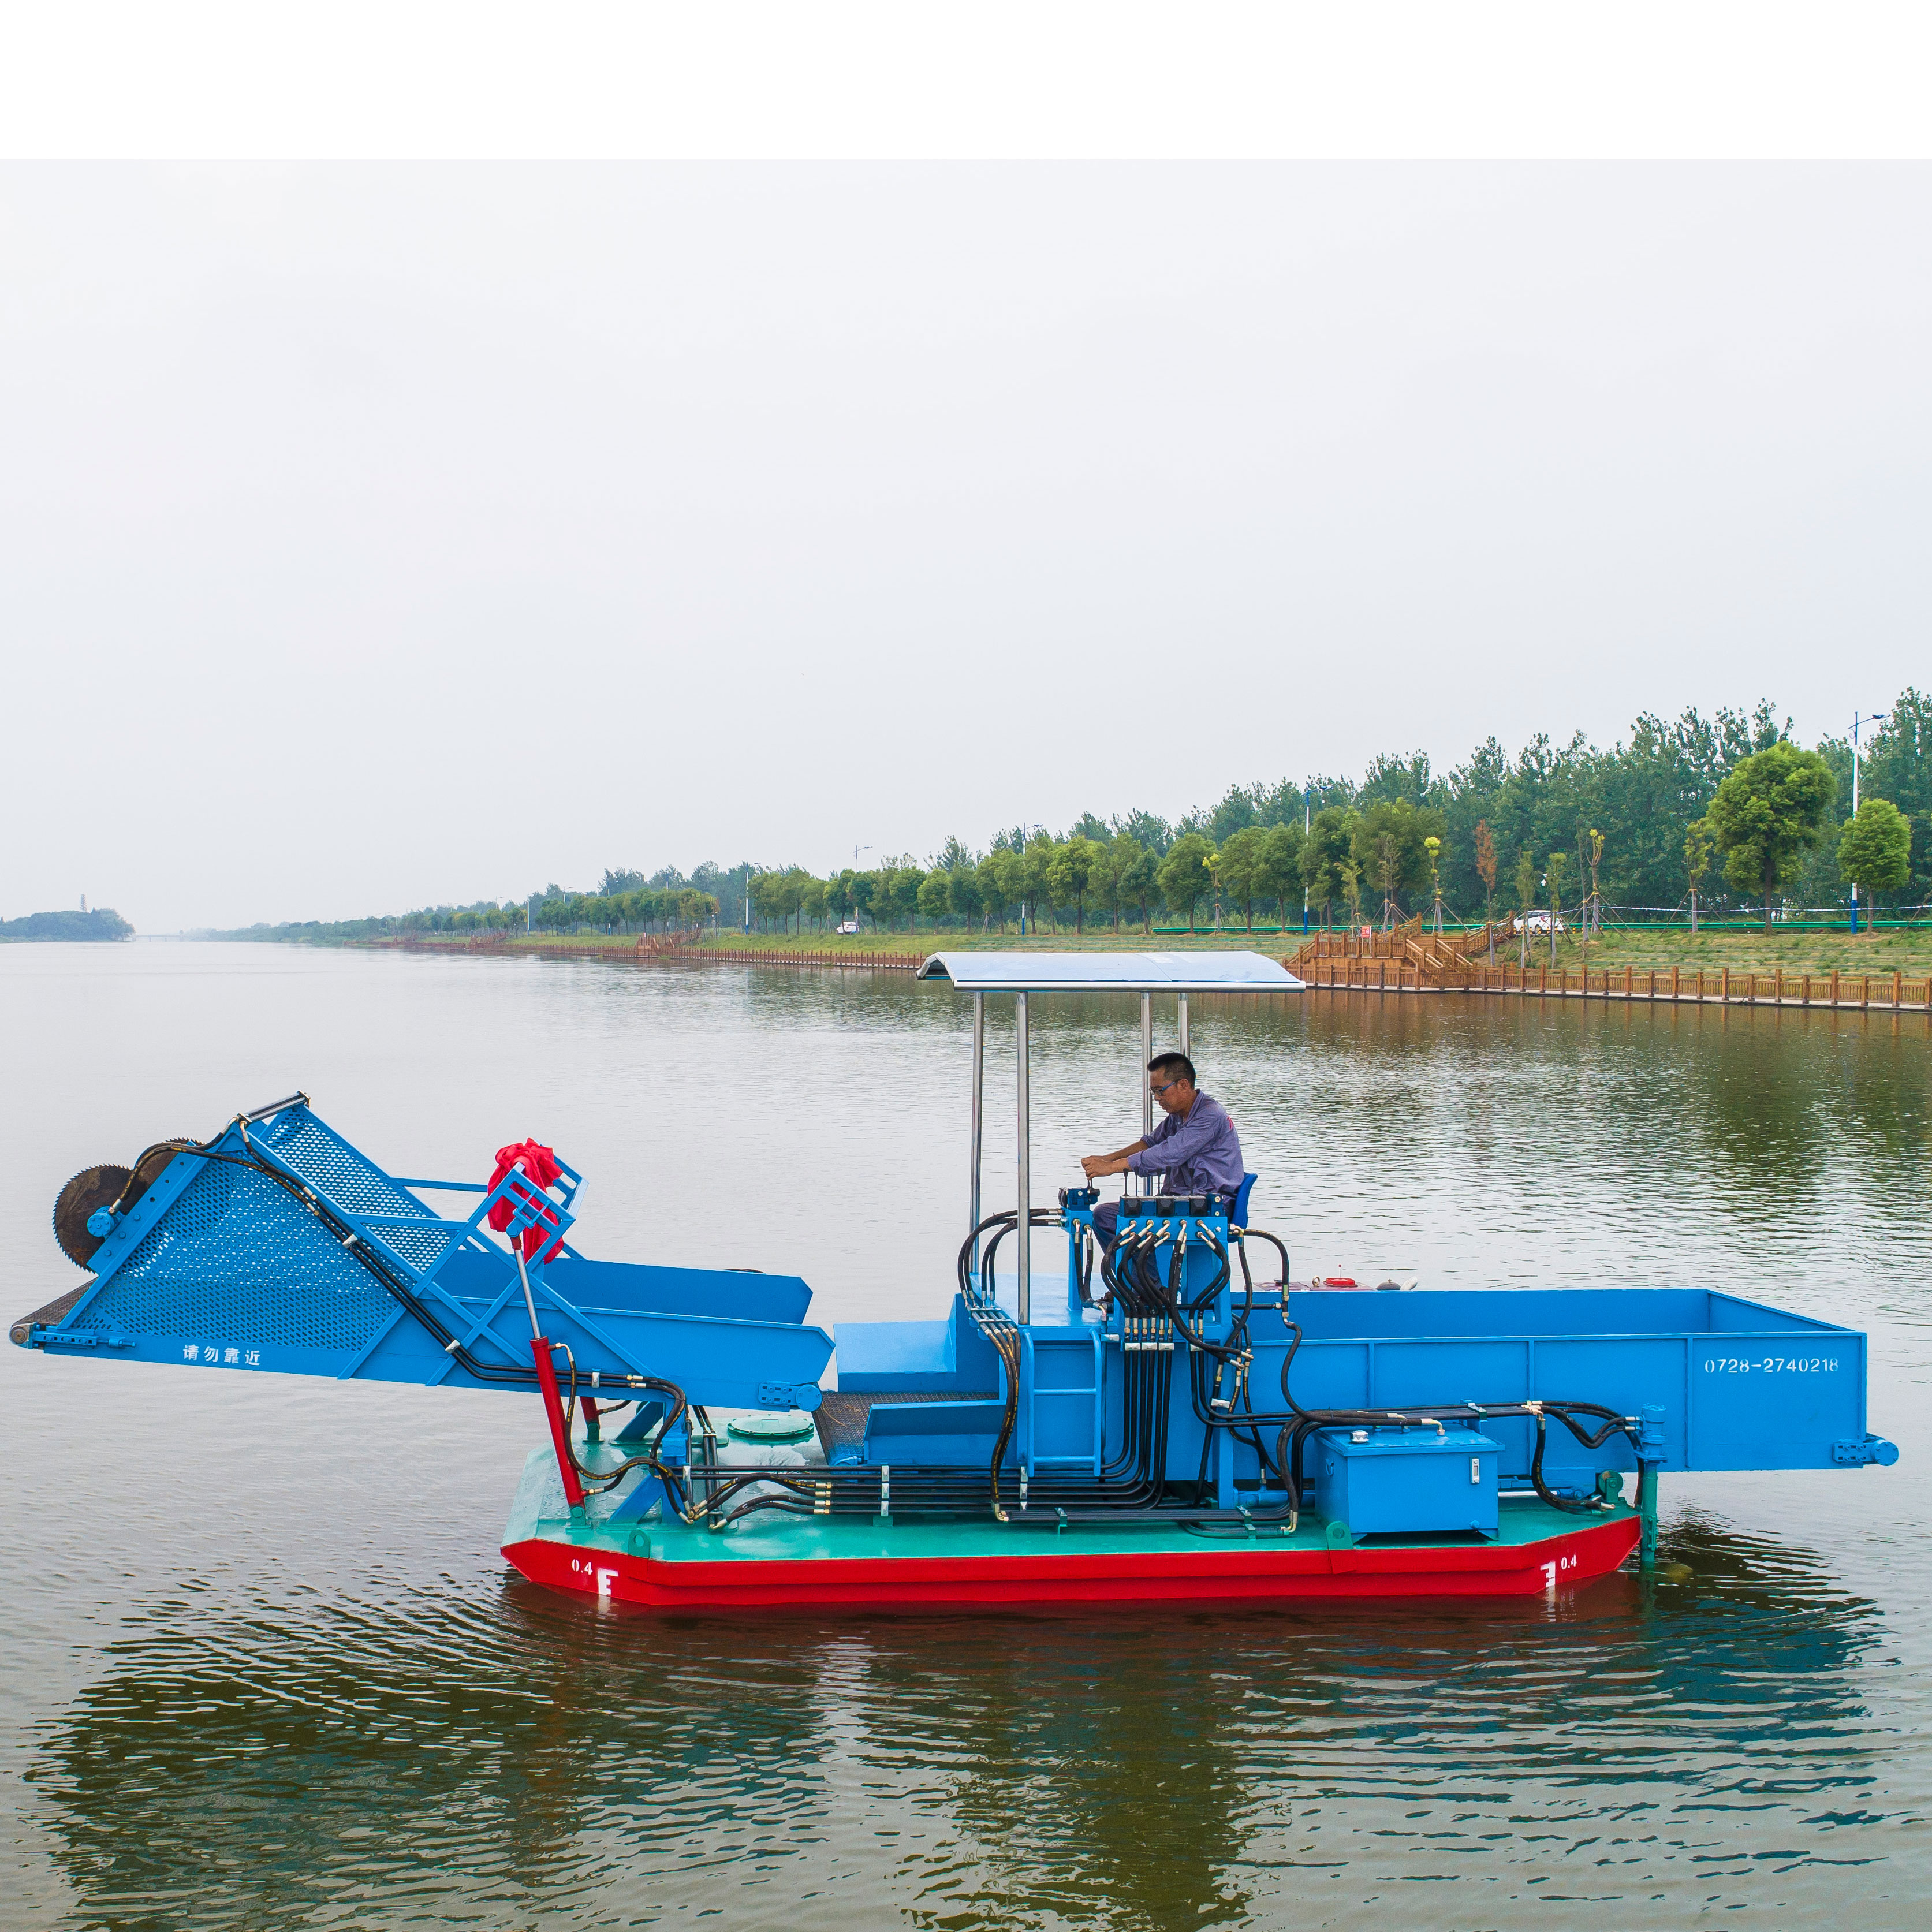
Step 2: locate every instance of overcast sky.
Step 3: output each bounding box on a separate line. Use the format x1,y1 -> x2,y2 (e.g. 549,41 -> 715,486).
4,165 -> 1929,930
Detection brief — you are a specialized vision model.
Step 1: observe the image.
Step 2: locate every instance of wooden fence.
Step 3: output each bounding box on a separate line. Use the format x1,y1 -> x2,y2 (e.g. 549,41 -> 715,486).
1293,952 -> 1932,1010
651,946 -> 922,971
391,933 -> 923,971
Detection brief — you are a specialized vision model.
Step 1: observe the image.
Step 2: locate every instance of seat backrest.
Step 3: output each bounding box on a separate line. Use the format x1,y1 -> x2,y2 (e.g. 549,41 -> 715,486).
1232,1172 -> 1256,1226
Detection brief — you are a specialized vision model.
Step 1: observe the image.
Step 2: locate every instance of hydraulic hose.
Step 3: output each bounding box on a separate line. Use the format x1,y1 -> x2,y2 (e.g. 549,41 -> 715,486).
168,1143 -> 693,1507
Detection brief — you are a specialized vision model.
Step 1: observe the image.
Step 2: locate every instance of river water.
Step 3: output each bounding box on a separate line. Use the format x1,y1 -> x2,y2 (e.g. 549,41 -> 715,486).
2,942 -> 1928,1929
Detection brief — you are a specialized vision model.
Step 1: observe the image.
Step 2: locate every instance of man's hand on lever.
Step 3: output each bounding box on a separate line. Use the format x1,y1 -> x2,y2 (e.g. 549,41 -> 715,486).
1081,1140 -> 1146,1182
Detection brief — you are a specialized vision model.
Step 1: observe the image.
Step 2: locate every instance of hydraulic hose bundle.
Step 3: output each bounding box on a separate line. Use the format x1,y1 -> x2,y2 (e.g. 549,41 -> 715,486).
1189,1232 -> 1642,1522
704,1206 -> 1644,1533
167,1117 -> 1643,1534
1091,1212 -> 1644,1528
150,1122 -> 695,1513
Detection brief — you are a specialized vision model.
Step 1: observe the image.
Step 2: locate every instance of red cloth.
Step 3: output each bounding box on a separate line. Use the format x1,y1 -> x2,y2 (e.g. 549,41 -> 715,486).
486,1139 -> 565,1262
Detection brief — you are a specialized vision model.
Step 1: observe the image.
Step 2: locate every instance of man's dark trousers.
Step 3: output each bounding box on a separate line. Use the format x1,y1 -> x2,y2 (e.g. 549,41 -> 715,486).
1092,1199 -> 1122,1251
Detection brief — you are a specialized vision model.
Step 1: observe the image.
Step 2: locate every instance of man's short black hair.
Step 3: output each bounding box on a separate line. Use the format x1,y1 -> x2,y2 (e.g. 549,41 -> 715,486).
1147,1052 -> 1196,1086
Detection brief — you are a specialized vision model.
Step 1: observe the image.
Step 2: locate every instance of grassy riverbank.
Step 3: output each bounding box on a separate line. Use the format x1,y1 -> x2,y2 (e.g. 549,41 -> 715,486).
364,922 -> 1932,976
1506,925 -> 1932,978
677,928 -> 1300,953
382,927 -> 1307,957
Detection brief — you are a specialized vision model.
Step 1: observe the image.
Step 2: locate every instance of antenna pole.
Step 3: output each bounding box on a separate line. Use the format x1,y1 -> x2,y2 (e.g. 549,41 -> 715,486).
968,991 -> 984,1275
1015,991 -> 1030,1325
1138,989 -> 1153,1196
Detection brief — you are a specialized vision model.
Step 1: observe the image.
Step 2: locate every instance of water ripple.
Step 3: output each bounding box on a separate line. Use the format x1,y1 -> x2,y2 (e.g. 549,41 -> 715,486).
3,950 -> 1930,1927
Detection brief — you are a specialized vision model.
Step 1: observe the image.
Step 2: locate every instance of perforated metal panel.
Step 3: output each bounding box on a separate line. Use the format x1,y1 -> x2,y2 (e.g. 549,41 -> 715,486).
259,1113 -> 431,1222
74,1162 -> 395,1353
376,1221 -> 457,1271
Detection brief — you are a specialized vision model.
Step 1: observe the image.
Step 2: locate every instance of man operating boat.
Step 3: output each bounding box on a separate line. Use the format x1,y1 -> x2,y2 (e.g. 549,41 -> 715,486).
1080,1053 -> 1245,1251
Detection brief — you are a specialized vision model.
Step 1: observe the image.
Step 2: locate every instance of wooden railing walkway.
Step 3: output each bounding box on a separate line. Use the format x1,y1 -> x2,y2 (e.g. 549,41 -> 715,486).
393,931 -> 922,970
1292,947 -> 1932,1011
651,945 -> 922,971
1291,915 -> 1505,986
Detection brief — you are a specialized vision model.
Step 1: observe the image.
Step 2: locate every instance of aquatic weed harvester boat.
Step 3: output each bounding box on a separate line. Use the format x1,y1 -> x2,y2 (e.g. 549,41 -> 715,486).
14,953 -> 1898,1612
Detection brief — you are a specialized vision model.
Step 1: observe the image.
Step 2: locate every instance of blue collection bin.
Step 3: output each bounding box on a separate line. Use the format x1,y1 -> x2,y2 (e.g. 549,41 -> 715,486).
1311,1424 -> 1501,1542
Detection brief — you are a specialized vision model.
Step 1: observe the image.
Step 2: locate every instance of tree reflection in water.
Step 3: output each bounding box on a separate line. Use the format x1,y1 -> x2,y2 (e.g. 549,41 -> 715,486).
31,1510 -> 1900,1932
13,965 -> 1929,1930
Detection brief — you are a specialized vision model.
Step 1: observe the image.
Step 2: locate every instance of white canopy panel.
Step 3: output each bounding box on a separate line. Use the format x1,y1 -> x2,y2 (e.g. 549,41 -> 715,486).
917,950 -> 1306,993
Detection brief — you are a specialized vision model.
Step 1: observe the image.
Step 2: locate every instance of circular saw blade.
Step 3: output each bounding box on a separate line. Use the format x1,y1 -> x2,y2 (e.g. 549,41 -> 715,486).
50,1139 -> 197,1269
52,1164 -> 132,1269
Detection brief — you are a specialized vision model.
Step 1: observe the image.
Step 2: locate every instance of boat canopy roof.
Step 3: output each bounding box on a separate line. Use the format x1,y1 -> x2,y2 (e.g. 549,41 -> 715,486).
916,950 -> 1306,993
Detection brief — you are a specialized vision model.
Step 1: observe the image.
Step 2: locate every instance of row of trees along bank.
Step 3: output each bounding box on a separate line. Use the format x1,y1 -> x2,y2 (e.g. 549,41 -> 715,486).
741,732 -> 1921,941
212,691 -> 1932,942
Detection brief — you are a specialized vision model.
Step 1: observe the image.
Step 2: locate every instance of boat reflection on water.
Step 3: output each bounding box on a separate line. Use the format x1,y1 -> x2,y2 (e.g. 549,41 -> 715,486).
31,1511 -> 1893,1931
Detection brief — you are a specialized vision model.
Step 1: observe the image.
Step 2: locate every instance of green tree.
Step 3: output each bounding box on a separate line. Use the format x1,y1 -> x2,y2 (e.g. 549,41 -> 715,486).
1545,852 -> 1565,964
779,866 -> 815,933
1348,799 -> 1442,926
849,871 -> 877,930
1116,838 -> 1159,935
1256,822 -> 1306,928
1513,848 -> 1537,966
1020,833 -> 1056,933
1157,831 -> 1214,932
975,853 -> 1011,933
1215,825 -> 1269,931
1856,688 -> 1932,901
1473,818 -> 1497,927
1046,836 -> 1103,934
1299,808 -> 1356,929
890,865 -> 927,931
949,864 -> 986,931
985,849 -> 1025,933
1088,836 -> 1127,933
916,870 -> 953,928
1705,743 -> 1837,930
1837,797 -> 1912,928
1340,857 -> 1364,931
1684,818 -> 1715,935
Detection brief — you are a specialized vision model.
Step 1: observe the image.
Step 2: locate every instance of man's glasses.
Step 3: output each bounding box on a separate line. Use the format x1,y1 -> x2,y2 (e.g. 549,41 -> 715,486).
1149,1078 -> 1181,1096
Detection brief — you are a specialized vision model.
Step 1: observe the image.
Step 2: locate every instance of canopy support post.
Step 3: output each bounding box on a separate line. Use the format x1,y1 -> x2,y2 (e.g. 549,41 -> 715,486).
968,990 -> 984,1278
1137,989 -> 1153,1196
1178,990 -> 1190,1058
1016,991 -> 1030,1325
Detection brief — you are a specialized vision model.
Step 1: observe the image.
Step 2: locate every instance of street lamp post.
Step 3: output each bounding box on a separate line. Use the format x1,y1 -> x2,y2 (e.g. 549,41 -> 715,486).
1849,711 -> 1886,933
1303,787 -> 1311,934
848,846 -> 871,934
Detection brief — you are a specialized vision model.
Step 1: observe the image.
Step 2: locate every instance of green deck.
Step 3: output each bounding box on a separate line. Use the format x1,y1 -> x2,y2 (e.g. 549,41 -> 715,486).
502,1448 -> 1636,1566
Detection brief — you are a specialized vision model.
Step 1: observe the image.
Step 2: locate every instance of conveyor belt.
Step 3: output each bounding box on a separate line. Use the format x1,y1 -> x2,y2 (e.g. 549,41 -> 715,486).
10,1281 -> 95,1348
814,1389 -> 997,1463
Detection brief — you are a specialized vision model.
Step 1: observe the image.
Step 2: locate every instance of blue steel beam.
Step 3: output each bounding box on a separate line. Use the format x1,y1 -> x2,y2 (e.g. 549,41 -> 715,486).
17,1101 -> 830,1413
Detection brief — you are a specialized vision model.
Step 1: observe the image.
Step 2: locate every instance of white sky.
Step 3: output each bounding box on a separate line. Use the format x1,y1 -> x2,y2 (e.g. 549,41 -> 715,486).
2,44 -> 1930,931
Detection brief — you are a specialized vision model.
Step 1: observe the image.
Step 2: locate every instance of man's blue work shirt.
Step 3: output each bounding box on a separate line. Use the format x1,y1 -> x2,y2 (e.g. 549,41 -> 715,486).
1128,1091 -> 1245,1195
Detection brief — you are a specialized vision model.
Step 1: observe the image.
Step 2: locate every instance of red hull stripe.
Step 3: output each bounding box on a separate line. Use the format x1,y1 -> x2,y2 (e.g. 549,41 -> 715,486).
503,1516 -> 1640,1612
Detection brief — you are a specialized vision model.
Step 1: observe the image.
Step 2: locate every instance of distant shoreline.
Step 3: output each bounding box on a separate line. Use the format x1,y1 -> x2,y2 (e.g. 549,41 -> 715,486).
0,908 -> 134,943
169,922 -> 1932,978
